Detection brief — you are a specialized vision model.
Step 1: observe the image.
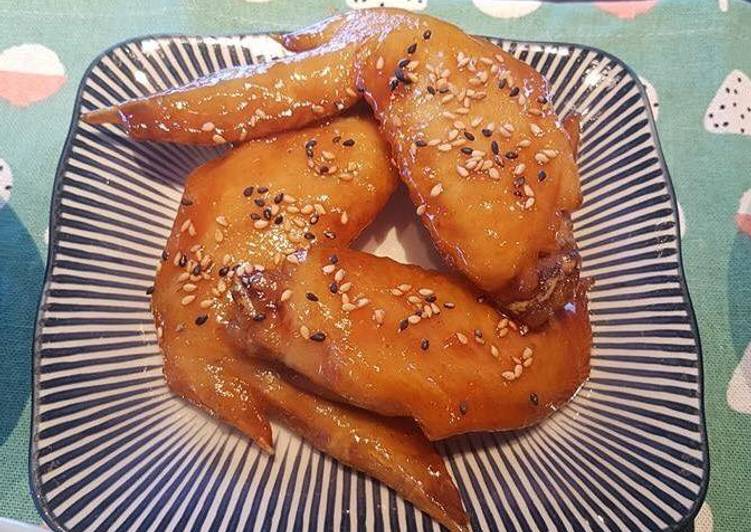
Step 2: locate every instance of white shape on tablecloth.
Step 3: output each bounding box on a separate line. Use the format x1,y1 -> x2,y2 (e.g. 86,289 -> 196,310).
736,189 -> 751,237
0,157 -> 12,210
594,1 -> 658,19
704,70 -> 751,137
728,341 -> 751,415
696,502 -> 714,531
472,0 -> 541,18
0,44 -> 66,106
718,0 -> 729,12
677,201 -> 686,238
346,0 -> 427,10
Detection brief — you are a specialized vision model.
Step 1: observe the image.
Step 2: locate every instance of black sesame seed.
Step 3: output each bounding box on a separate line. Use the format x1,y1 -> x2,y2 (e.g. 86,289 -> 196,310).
310,331 -> 326,342
263,208 -> 272,220
243,186 -> 254,197
329,282 -> 339,294
513,189 -> 525,197
192,264 -> 201,275
476,295 -> 486,303
274,215 -> 284,225
146,285 -> 154,295
399,319 -> 409,331
461,146 -> 473,155
423,29 -> 432,40
538,170 -> 547,182
274,192 -> 284,204
427,86 -> 436,95
398,58 -> 410,69
498,79 -> 507,90
474,329 -> 483,338
320,165 -> 330,175
459,401 -> 469,415
415,139 -> 427,147
407,43 -> 417,54
491,141 -> 499,155
254,198 -> 265,207
482,128 -> 492,137
250,213 -> 261,221
509,87 -> 520,97
195,314 -> 208,326
333,135 -> 341,143
304,232 -> 316,241
444,302 -> 455,309
219,266 -> 229,277
505,151 -> 518,160
342,138 -> 355,147
329,254 -> 339,264
389,78 -> 399,91
537,96 -> 548,104
305,139 -> 317,150
323,230 -> 336,239
513,177 -> 525,188
425,294 -> 437,303
306,292 -> 319,302
181,197 -> 193,206
421,339 -> 429,350
438,86 -> 450,94
257,186 -> 268,194
530,393 -> 539,406
161,250 -> 169,261
253,313 -> 266,322
395,68 -> 410,84
463,131 -> 475,141
309,215 -> 319,225
179,255 -> 187,267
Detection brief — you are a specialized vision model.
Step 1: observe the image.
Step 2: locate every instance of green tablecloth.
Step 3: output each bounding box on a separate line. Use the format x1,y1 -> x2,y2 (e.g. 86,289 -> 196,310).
1,0 -> 749,529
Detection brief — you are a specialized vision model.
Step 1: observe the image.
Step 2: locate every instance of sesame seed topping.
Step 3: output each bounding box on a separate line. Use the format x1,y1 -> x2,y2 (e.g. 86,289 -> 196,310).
281,289 -> 293,302
456,165 -> 469,177
456,332 -> 468,345
416,204 -> 426,216
514,164 -> 527,176
254,219 -> 269,230
309,331 -> 326,342
311,104 -> 325,115
421,339 -> 429,350
376,56 -> 384,70
195,314 -> 208,326
391,288 -> 403,296
423,29 -> 432,39
181,294 -> 196,305
306,292 -> 319,302
408,315 -> 421,325
322,264 -> 336,274
430,183 -> 443,197
334,269 -> 346,282
399,319 -> 409,331
407,42 -> 417,54
459,401 -> 469,415
530,393 -> 539,405
502,371 -> 516,381
212,134 -> 226,145
300,325 -> 310,337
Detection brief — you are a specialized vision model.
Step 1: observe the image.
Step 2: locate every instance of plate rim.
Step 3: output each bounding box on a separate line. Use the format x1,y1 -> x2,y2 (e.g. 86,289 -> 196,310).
28,30 -> 710,532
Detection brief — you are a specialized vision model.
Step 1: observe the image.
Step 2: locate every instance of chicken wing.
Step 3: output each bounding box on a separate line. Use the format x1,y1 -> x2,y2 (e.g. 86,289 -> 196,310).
86,9 -> 583,327
229,247 -> 591,441
151,113 -> 398,450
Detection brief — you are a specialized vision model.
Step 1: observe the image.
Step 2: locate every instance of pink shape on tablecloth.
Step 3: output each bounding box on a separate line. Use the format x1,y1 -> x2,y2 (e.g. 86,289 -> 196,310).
738,190 -> 751,237
595,1 -> 658,19
0,71 -> 66,107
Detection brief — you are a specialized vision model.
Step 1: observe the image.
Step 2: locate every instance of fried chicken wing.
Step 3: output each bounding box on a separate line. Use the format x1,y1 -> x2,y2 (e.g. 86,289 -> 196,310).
151,114 -> 398,450
229,247 -> 591,440
86,9 -> 584,327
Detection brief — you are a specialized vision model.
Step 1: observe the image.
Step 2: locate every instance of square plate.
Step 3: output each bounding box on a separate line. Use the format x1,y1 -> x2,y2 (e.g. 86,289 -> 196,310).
31,32 -> 708,531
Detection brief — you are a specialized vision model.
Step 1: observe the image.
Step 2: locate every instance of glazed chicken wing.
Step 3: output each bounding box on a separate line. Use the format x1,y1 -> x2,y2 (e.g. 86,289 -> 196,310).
152,113 -> 398,449
229,247 -> 591,441
86,9 -> 583,327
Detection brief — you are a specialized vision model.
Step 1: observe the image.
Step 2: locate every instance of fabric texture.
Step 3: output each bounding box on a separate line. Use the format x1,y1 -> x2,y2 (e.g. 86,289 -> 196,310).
0,0 -> 749,529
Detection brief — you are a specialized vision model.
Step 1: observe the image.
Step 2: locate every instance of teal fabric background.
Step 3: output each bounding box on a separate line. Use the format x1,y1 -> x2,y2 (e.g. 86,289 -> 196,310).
1,0 -> 749,529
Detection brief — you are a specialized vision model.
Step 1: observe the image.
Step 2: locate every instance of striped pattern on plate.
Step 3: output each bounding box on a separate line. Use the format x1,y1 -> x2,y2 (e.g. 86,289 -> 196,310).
31,34 -> 708,531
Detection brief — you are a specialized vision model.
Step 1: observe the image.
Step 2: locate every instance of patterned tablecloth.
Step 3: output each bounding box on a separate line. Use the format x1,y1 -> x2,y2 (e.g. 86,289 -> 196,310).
0,0 -> 749,529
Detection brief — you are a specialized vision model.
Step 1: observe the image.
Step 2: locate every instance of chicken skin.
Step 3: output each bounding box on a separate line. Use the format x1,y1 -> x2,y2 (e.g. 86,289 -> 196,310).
85,9 -> 583,327
152,113 -> 396,449
230,247 -> 591,441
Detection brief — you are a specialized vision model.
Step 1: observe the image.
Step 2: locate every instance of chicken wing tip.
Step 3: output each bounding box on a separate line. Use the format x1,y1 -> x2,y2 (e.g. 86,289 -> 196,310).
82,106 -> 121,126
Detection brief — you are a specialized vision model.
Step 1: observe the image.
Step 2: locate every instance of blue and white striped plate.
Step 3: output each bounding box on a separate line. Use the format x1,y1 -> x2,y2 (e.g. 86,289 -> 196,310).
31,32 -> 708,531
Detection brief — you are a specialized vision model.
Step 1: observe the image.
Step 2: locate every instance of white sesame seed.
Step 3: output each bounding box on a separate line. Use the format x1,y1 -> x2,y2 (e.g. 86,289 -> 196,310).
428,138 -> 441,146
339,282 -> 352,292
177,272 -> 190,282
453,120 -> 466,130
214,229 -> 224,243
514,364 -> 523,378
442,111 -> 456,120
322,264 -> 336,274
542,148 -> 559,158
300,325 -> 310,337
456,332 -> 468,345
447,129 -> 459,141
534,153 -> 550,164
322,150 -> 335,161
254,219 -> 269,230
200,299 -> 213,309
419,288 -> 434,297
376,56 -> 384,70
523,347 -> 534,359
181,295 -> 196,305
215,216 -> 228,227
341,293 -> 350,305
281,289 -> 293,302
314,203 -> 326,215
502,371 -> 516,381
340,211 -> 349,225
441,93 -> 455,104
408,315 -> 422,325
523,184 -> 535,197
408,295 -> 422,304
423,304 -> 433,318
499,327 -> 509,337
430,302 -> 441,314
373,308 -> 385,324
456,165 -> 469,177
498,126 -> 512,138
471,116 -> 483,127
201,121 -> 215,132
180,219 -> 192,233
311,104 -> 325,115
357,298 -> 370,308
398,284 -> 412,292
488,168 -> 501,180
391,288 -> 403,296
455,107 -> 470,115
183,283 -> 197,292
416,204 -> 427,216
342,303 -> 356,312
212,134 -> 226,144
334,269 -> 346,282
525,197 -> 536,209
530,123 -> 543,137
491,345 -> 500,358
514,164 -> 527,176
430,183 -> 443,197
217,279 -> 227,292
523,358 -> 533,367
286,253 -> 300,264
